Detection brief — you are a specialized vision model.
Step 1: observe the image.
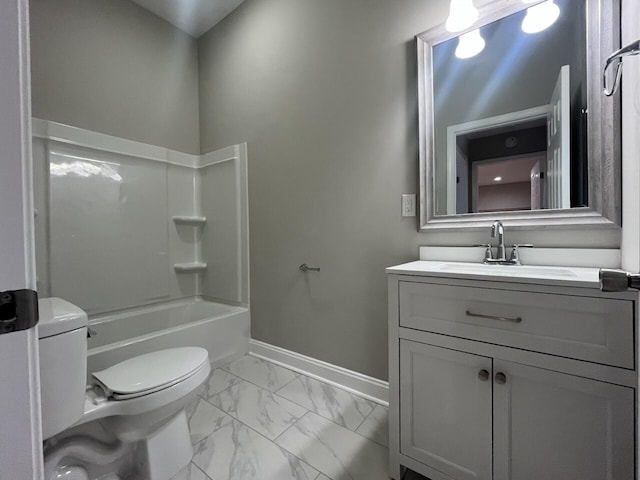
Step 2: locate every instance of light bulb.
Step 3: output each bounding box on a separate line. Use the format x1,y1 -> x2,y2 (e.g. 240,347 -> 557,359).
445,0 -> 479,33
455,29 -> 485,59
522,0 -> 560,34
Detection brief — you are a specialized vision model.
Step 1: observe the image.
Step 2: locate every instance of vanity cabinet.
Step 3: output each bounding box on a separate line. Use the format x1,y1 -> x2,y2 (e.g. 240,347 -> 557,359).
388,272 -> 637,480
400,341 -> 492,480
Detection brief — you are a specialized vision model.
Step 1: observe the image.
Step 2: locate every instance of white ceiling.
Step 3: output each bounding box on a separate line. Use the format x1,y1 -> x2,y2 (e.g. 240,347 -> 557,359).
130,0 -> 247,37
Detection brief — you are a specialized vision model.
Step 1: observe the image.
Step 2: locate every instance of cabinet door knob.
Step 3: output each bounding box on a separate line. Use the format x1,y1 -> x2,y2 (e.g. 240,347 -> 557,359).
477,369 -> 490,381
495,372 -> 507,385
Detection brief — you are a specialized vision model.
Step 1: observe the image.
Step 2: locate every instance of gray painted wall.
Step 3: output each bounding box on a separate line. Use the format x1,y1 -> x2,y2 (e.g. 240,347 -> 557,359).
198,0 -> 448,379
198,0 -> 619,380
30,0 -> 200,154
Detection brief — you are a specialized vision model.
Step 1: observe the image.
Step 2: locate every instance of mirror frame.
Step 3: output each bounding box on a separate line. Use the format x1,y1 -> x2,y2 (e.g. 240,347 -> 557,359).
417,0 -> 621,231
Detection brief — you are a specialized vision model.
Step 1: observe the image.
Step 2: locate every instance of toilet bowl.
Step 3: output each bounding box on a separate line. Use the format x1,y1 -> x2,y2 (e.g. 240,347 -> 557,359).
38,298 -> 211,480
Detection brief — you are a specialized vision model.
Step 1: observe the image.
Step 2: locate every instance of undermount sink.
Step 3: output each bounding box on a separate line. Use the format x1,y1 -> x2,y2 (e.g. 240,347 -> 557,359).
435,262 -> 578,278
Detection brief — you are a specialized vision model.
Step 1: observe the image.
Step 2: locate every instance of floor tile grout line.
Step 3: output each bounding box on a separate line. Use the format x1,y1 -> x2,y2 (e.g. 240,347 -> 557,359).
222,355 -> 381,410
198,369 -> 243,400
351,407 -> 373,433
232,417 -> 321,478
274,371 -> 301,394
190,436 -> 215,473
220,361 -> 300,394
200,380 -> 311,441
232,355 -> 377,409
283,409 -> 389,451
192,461 -> 214,480
205,360 -> 388,446
194,407 -> 386,480
205,369 -> 310,417
276,411 -> 366,480
252,354 -> 385,406
272,409 -> 312,443
213,356 -> 383,442
196,410 -> 321,478
274,375 -> 378,433
274,388 -> 378,435
188,397 -> 234,442
271,411 -> 337,480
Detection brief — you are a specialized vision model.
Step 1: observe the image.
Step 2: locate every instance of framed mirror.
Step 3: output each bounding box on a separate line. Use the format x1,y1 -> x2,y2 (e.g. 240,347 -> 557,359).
417,0 -> 621,231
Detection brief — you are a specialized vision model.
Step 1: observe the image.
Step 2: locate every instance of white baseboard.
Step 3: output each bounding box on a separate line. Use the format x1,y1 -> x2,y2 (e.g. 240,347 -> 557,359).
249,339 -> 389,406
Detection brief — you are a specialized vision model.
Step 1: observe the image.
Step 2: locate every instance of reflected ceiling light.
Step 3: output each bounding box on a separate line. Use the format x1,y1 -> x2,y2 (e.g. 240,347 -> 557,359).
521,0 -> 560,34
455,29 -> 485,59
445,0 -> 479,33
494,176 -> 502,182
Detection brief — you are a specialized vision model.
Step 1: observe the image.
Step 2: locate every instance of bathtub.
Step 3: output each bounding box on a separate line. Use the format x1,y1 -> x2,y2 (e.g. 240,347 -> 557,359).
86,298 -> 250,375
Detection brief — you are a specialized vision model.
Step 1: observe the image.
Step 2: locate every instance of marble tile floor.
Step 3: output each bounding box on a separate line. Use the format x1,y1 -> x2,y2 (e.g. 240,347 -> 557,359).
172,355 -> 390,480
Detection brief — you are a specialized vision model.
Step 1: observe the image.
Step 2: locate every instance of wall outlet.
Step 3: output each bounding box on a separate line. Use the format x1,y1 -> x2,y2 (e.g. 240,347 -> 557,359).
401,194 -> 416,217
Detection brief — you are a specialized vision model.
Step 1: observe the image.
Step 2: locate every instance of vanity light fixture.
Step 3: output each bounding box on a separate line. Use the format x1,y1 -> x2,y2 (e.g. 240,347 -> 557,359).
455,29 -> 486,59
494,176 -> 502,182
521,0 -> 560,34
445,0 -> 479,33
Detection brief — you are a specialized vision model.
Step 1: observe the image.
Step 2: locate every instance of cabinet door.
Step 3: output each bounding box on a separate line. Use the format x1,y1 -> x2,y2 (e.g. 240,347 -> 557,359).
400,340 -> 492,480
493,360 -> 635,480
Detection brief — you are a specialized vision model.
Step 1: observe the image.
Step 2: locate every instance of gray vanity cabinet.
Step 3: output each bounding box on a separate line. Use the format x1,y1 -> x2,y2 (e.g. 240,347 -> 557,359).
492,359 -> 634,480
388,274 -> 637,480
400,340 -> 492,480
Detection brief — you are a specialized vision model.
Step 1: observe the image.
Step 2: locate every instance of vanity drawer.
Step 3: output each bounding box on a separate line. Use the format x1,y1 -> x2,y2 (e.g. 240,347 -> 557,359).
398,281 -> 634,368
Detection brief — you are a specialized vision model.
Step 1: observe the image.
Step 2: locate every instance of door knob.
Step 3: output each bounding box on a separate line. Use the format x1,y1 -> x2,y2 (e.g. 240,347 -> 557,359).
477,369 -> 490,381
495,372 -> 507,384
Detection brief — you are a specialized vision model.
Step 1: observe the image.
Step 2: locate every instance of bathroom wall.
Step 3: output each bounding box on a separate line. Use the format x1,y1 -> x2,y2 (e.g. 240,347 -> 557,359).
198,0 -> 620,380
29,0 -> 200,154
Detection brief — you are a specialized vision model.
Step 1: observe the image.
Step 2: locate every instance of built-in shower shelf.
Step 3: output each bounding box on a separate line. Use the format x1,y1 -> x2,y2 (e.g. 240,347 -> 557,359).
174,262 -> 208,273
172,215 -> 207,226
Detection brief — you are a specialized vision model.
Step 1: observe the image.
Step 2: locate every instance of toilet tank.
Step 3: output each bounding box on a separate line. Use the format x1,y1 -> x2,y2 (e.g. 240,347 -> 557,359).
38,298 -> 88,439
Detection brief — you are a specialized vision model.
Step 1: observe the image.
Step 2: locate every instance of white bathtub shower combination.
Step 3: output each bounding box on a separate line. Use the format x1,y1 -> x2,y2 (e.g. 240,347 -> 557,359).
87,298 -> 250,374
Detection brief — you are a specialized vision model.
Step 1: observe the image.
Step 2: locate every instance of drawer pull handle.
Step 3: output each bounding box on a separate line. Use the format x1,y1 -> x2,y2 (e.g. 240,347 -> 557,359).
465,310 -> 522,323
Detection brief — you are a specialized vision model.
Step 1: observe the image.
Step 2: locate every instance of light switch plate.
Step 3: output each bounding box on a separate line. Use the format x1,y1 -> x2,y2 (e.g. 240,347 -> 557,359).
402,194 -> 416,217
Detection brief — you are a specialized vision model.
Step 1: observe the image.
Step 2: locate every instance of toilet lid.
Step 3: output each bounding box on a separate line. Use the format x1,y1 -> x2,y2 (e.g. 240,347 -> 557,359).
92,347 -> 209,399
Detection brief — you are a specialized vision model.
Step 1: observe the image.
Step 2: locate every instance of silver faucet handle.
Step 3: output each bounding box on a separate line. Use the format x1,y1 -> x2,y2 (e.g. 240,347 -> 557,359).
509,244 -> 534,263
473,244 -> 494,261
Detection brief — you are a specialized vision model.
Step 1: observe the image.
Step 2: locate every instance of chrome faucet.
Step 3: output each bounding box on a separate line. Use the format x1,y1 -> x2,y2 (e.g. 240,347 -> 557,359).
491,220 -> 506,262
476,220 -> 534,265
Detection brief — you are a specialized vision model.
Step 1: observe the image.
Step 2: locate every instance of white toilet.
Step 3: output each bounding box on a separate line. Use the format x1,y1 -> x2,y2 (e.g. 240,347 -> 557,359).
38,298 -> 211,480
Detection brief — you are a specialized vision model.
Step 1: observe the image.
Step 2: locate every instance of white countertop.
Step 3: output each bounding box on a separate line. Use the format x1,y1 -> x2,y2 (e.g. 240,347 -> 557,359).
386,260 -> 602,289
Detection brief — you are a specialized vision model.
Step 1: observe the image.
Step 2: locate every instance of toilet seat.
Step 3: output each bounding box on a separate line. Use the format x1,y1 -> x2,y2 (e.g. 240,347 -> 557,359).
92,347 -> 209,400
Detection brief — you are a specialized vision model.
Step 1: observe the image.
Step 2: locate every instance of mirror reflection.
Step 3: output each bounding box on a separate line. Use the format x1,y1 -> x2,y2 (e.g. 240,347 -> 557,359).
432,0 -> 587,215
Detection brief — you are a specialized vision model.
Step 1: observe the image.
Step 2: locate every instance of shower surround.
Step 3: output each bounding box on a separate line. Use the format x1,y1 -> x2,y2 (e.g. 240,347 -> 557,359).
32,118 -> 250,360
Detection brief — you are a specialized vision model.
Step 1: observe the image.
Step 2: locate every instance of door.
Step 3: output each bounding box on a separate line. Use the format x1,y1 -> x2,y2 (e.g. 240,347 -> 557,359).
493,360 -> 634,480
545,64 -> 570,209
0,0 -> 44,477
400,340 -> 492,480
